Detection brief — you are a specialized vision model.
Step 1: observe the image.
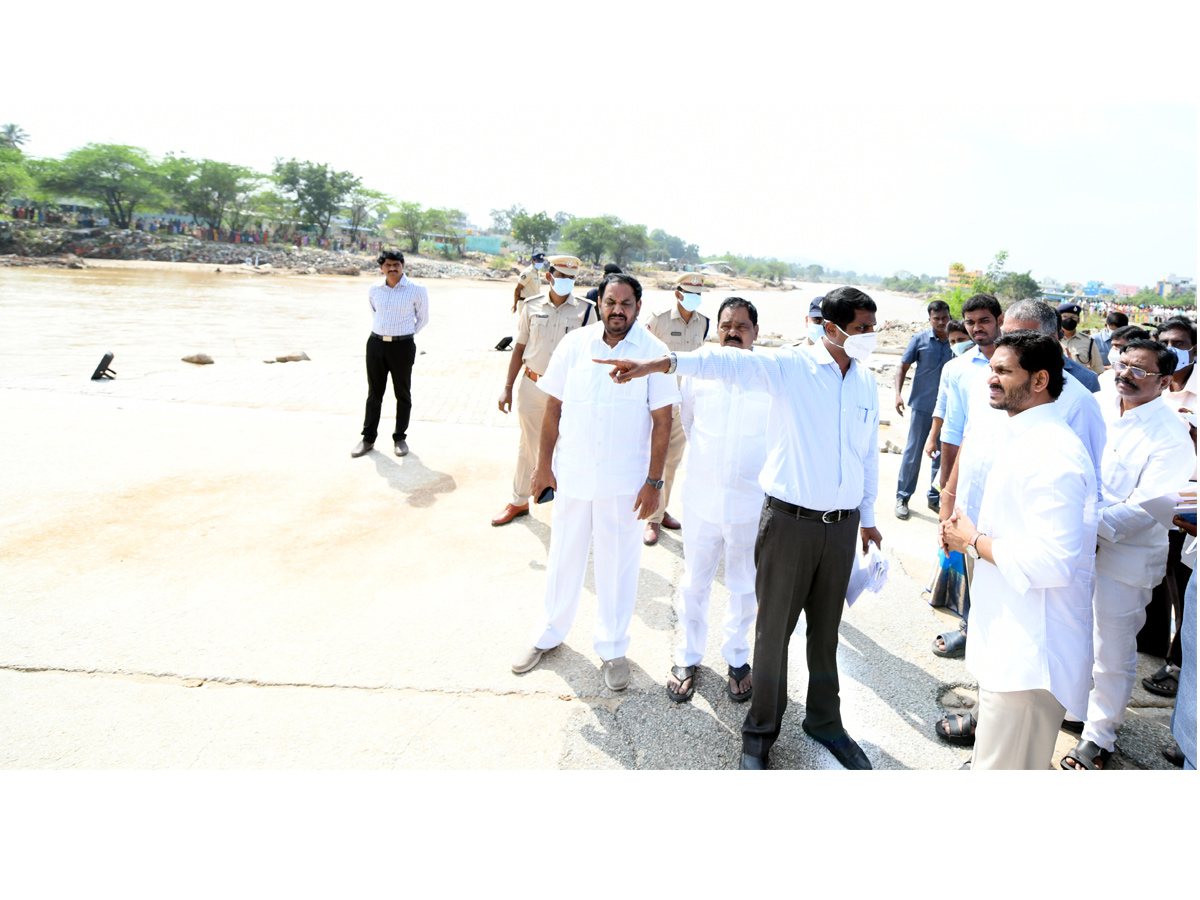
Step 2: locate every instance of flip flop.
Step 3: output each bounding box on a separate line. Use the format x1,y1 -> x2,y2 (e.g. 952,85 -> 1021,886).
666,665 -> 695,702
727,663 -> 752,703
1143,664 -> 1179,697
933,628 -> 967,658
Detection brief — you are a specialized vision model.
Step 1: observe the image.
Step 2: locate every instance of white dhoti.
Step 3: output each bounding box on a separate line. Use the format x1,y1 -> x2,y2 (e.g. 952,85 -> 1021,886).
675,514 -> 758,669
972,687 -> 1066,770
1082,573 -> 1153,751
531,492 -> 643,661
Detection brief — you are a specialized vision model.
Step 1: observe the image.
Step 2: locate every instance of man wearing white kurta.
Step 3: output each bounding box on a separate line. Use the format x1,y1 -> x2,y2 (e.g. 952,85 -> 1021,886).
1061,340 -> 1195,769
943,331 -> 1098,770
667,298 -> 770,704
511,274 -> 678,691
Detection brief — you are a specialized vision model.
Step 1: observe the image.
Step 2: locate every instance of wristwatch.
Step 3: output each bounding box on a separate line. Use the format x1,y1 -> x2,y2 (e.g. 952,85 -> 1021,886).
646,476 -> 664,490
965,532 -> 983,559
666,351 -> 678,375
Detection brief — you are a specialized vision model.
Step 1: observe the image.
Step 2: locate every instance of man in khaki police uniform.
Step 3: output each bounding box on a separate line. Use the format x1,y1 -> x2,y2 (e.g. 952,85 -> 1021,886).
493,255 -> 593,525
512,251 -> 547,313
642,272 -> 710,545
1058,302 -> 1106,375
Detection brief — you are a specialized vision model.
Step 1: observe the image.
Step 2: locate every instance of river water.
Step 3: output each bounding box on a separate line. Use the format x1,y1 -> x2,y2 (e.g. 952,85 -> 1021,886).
0,266 -> 927,421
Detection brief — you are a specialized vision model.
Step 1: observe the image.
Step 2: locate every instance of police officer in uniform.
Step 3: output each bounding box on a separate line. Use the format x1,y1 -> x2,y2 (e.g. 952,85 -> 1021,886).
493,255 -> 593,525
642,272 -> 710,545
1058,302 -> 1106,375
512,252 -> 547,313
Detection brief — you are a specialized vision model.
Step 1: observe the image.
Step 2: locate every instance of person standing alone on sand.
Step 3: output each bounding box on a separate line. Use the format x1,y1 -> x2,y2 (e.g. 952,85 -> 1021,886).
351,250 -> 429,459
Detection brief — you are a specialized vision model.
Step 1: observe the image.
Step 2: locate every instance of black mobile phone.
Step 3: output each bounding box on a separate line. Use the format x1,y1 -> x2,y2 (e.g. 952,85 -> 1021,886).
536,486 -> 555,504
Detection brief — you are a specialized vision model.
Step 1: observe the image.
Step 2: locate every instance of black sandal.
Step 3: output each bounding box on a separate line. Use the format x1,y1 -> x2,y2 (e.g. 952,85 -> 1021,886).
1143,664 -> 1179,698
666,665 -> 696,702
727,663 -> 752,702
935,712 -> 976,746
1061,739 -> 1112,770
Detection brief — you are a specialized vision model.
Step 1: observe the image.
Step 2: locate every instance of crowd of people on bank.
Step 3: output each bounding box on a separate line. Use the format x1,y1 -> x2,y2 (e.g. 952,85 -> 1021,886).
352,249 -> 1196,770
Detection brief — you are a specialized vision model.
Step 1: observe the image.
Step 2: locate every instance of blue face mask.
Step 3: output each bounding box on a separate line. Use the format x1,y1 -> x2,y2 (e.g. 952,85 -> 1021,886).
534,262 -> 545,270
808,322 -> 824,344
552,277 -> 574,296
951,340 -> 972,356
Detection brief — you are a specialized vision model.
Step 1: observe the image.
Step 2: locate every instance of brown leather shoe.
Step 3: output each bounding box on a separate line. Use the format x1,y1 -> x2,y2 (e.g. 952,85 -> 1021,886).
491,503 -> 530,526
643,522 -> 660,545
350,440 -> 374,458
661,511 -> 682,530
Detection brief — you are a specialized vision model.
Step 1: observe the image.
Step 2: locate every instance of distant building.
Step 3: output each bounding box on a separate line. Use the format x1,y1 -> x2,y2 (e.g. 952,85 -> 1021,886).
1157,273 -> 1195,296
1112,284 -> 1139,298
947,264 -> 982,287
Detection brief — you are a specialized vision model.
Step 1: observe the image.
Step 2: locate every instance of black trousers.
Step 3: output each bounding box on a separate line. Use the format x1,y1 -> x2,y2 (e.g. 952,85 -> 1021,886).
1138,529 -> 1192,664
362,334 -> 416,443
743,500 -> 860,758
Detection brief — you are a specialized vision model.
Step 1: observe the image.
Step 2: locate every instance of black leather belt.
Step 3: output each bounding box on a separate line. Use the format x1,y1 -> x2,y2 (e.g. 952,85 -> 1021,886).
767,496 -> 856,523
372,333 -> 413,342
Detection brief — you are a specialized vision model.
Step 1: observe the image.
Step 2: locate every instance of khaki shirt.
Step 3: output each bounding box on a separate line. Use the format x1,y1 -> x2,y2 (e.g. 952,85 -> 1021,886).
516,292 -> 592,376
645,303 -> 709,354
1062,331 -> 1105,375
517,265 -> 543,301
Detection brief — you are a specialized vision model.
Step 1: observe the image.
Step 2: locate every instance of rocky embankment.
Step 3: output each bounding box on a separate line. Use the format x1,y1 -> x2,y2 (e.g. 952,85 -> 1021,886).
0,222 -> 503,279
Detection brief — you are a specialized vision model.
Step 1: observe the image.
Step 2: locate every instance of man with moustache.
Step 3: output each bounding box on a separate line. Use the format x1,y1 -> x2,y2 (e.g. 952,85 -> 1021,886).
598,287 -> 884,770
942,331 -> 1097,770
510,273 -> 678,691
1061,339 -> 1194,769
667,297 -> 770,704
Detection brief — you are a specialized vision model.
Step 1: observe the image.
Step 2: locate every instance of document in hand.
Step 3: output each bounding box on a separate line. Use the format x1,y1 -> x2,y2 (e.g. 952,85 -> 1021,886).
846,541 -> 889,607
1139,490 -> 1197,530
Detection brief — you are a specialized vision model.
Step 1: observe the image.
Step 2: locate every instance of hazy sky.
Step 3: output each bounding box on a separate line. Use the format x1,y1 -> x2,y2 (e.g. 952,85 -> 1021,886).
6,4 -> 1195,286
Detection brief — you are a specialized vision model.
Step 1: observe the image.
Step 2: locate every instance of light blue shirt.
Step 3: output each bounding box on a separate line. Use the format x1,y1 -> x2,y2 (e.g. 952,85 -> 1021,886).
939,344 -> 991,446
368,275 -> 429,337
674,340 -> 879,527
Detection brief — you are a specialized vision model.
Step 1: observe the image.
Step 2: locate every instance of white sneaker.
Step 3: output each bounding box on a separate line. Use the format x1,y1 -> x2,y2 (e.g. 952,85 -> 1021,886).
602,656 -> 630,691
512,645 -> 550,674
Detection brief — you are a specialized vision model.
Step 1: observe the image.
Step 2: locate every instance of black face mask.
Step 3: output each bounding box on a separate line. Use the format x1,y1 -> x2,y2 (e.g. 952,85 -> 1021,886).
1062,318 -> 1078,331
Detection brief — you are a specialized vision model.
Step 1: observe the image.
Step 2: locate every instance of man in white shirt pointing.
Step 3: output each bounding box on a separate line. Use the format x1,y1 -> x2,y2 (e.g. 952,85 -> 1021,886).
599,287 -> 883,770
667,297 -> 770,705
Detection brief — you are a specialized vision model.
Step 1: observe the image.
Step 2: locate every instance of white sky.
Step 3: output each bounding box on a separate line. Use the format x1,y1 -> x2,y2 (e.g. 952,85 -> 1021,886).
6,2 -> 1196,287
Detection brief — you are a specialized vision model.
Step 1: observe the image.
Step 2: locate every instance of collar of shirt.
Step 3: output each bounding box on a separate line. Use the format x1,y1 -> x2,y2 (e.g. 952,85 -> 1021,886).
805,336 -> 857,373
1102,386 -> 1162,424
1004,402 -> 1063,440
670,303 -> 700,324
374,274 -> 409,289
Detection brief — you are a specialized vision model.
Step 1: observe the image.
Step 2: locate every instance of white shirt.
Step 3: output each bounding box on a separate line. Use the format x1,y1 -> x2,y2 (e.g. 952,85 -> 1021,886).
674,340 -> 880,527
538,321 -> 680,501
938,344 -> 992,444
679,369 -> 772,524
966,403 -> 1098,719
368,275 -> 429,336
1096,389 -> 1196,589
958,370 -> 1106,524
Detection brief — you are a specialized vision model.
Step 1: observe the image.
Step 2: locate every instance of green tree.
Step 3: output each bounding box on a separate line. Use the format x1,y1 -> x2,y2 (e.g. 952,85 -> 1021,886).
344,187 -> 391,241
0,124 -> 28,149
552,211 -> 574,239
162,156 -> 263,231
804,264 -> 824,281
607,222 -> 649,266
562,215 -> 620,265
511,210 -> 556,251
36,143 -> 163,228
969,250 -> 1009,294
387,201 -> 426,252
489,203 -> 525,234
996,270 -> 1041,301
272,158 -> 359,238
0,148 -> 34,207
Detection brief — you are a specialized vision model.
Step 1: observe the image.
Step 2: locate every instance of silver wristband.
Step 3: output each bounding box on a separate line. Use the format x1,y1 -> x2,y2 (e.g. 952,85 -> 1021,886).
666,351 -> 678,375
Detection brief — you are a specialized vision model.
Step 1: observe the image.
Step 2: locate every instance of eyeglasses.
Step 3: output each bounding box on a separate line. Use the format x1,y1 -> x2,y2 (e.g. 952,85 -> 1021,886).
1113,360 -> 1161,380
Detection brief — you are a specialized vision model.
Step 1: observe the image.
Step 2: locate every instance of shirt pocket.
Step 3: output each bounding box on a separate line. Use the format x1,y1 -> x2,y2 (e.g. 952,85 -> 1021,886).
853,404 -> 878,446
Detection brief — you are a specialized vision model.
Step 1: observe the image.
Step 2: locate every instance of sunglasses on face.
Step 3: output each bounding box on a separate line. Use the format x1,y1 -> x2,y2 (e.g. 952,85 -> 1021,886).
1113,360 -> 1161,380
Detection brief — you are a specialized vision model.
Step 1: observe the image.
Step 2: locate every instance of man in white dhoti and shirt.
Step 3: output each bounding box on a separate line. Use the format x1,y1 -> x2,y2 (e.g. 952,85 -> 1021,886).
510,273 -> 678,691
1060,339 -> 1196,770
666,298 -> 771,704
942,331 -> 1098,770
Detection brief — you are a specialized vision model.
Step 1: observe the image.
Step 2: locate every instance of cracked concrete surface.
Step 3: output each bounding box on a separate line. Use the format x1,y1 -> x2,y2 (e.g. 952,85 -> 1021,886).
0,270 -> 1184,769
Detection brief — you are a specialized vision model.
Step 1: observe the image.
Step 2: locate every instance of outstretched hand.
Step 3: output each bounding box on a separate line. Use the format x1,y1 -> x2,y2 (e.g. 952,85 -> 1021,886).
592,357 -> 667,383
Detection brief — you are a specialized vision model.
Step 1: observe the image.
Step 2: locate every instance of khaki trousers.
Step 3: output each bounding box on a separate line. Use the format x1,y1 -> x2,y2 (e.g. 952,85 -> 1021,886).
511,374 -> 548,507
972,687 -> 1065,770
648,405 -> 685,525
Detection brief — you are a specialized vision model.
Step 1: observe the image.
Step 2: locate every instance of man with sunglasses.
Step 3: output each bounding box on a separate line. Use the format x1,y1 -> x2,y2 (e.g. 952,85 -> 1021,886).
1061,340 -> 1195,770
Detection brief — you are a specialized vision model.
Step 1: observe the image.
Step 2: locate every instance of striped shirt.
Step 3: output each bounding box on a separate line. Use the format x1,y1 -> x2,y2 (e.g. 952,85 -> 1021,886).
369,275 -> 429,337
674,340 -> 880,527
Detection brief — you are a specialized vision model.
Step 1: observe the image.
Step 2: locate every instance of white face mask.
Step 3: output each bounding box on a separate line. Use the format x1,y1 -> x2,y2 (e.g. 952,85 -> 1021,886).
832,323 -> 877,360
678,291 -> 702,312
534,262 -> 545,270
807,322 -> 824,344
552,277 -> 574,296
1172,346 -> 1192,369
